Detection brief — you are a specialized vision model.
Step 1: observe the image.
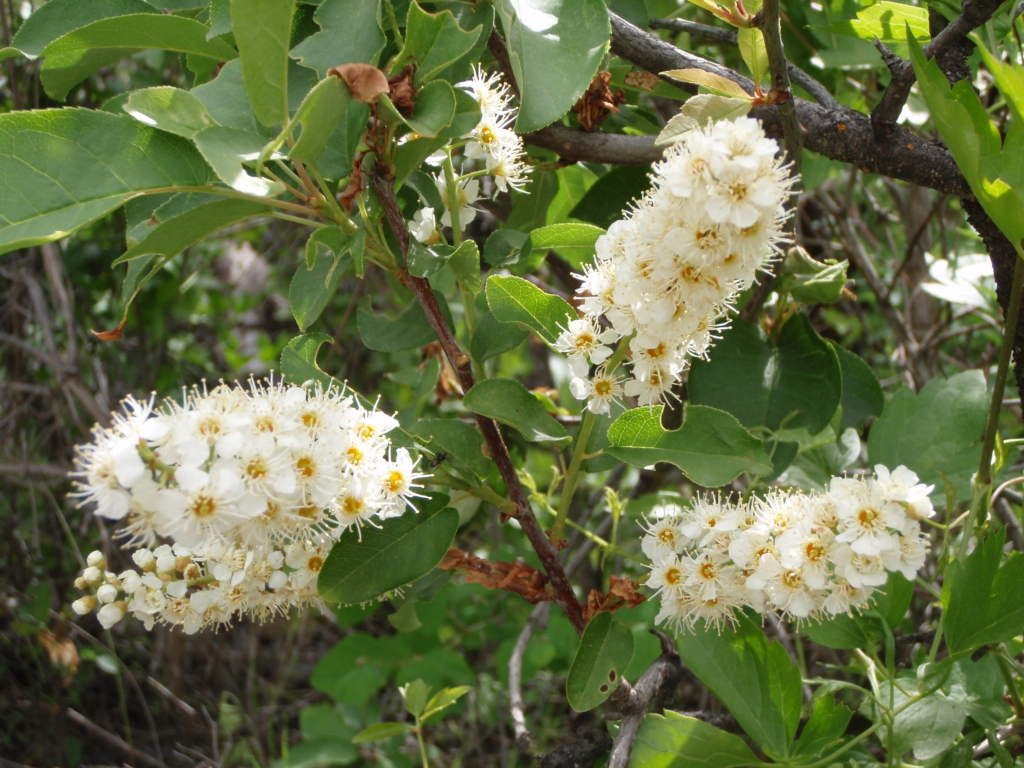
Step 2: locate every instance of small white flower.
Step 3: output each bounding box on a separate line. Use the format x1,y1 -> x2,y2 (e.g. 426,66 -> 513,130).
97,602 -> 125,629
409,207 -> 439,245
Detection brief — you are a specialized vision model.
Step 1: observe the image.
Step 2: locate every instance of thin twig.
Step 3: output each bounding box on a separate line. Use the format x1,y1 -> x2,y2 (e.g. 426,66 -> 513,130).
870,0 -> 1004,141
65,709 -> 167,768
753,0 -> 803,179
607,633 -> 683,768
508,602 -> 551,755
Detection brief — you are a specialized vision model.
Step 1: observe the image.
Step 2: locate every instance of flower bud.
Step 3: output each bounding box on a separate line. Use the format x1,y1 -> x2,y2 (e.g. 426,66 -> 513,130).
86,550 -> 106,569
72,596 -> 96,615
156,553 -> 176,574
74,576 -> 88,590
96,584 -> 118,604
97,602 -> 125,628
132,549 -> 156,571
175,556 -> 192,573
82,566 -> 103,585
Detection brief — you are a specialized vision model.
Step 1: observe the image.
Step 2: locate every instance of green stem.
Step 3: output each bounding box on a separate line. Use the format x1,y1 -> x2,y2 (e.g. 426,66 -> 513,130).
270,212 -> 327,228
414,721 -> 430,768
309,165 -> 358,233
977,248 -> 1024,488
995,646 -> 1024,719
146,185 -> 320,217
442,150 -> 463,247
563,519 -> 646,564
551,410 -> 598,544
384,0 -> 404,48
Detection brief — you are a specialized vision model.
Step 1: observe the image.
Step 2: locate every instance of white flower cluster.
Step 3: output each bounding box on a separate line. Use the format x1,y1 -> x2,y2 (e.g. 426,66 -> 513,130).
642,465 -> 933,632
70,380 -> 425,632
558,117 -> 793,412
409,66 -> 528,244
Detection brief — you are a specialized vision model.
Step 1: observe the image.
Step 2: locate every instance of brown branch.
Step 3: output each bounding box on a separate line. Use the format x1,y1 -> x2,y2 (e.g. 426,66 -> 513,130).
65,709 -> 167,768
366,167 -> 586,635
870,0 -> 1004,141
607,632 -> 684,768
753,0 -> 802,178
508,602 -> 551,755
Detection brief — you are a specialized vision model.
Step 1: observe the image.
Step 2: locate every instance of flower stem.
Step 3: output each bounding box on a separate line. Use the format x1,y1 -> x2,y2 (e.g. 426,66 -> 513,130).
976,247 -> 1024,490
551,410 -> 598,545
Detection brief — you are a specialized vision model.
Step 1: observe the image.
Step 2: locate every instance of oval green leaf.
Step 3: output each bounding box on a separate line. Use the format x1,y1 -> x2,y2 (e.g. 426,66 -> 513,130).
407,419 -> 492,482
629,711 -> 760,768
123,87 -> 216,138
291,0 -> 386,78
231,0 -> 294,127
484,274 -> 576,347
566,612 -> 634,712
356,298 -> 437,352
0,109 -> 209,256
463,378 -> 570,445
318,492 -> 459,605
606,405 -> 772,487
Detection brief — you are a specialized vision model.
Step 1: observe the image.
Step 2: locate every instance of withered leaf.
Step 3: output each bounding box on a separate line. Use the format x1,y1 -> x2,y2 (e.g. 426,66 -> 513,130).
328,63 -> 390,102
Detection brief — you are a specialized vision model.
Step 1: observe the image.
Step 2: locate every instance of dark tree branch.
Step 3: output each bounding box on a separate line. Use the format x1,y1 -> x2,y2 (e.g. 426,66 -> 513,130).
753,0 -> 803,178
648,17 -> 838,108
367,166 -> 586,635
870,0 -> 1004,141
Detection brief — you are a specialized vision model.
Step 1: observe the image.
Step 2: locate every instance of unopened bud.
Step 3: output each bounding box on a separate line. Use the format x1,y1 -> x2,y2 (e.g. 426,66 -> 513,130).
96,584 -> 118,604
86,551 -> 106,569
74,576 -> 88,590
72,596 -> 96,615
156,554 -> 176,574
82,566 -> 103,585
132,549 -> 156,571
175,556 -> 192,573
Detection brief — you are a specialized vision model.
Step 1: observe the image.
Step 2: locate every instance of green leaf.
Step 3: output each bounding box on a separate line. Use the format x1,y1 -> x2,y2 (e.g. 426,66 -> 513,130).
231,0 -> 294,127
448,240 -> 482,294
483,229 -> 533,268
801,572 -> 913,649
280,332 -> 340,390
606,405 -> 772,487
945,655 -> 1014,729
566,612 -> 635,712
529,222 -> 605,263
547,164 -> 597,225
485,274 -> 576,347
352,722 -> 412,743
407,419 -> 492,482
0,109 -> 209,256
40,15 -> 238,101
387,599 -> 422,632
208,0 -> 232,39
438,87 -> 483,139
318,493 -> 459,604
291,232 -> 351,331
737,27 -> 768,86
831,343 -> 884,431
291,0 -> 385,78
113,196 -> 267,266
493,0 -> 611,132
5,0 -> 156,59
316,101 -> 370,180
677,613 -> 801,758
776,248 -> 850,305
394,136 -> 447,189
629,711 -> 760,768
192,59 -> 270,135
193,125 -> 285,196
408,241 -> 454,279
463,378 -> 570,444
823,2 -> 930,44
422,686 -> 473,722
867,370 -> 987,503
381,80 -> 457,138
356,298 -> 437,352
393,1 -> 488,84
791,695 -> 853,758
874,679 -> 966,760
688,314 -> 842,435
908,34 -> 1024,246
471,310 -> 530,362
123,87 -> 216,138
505,168 -> 559,233
279,737 -> 360,768
944,529 -> 1024,657
287,75 -> 352,165
401,679 -> 431,718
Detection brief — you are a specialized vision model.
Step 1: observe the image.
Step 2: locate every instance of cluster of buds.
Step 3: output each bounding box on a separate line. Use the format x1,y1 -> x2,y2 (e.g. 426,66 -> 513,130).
641,465 -> 933,632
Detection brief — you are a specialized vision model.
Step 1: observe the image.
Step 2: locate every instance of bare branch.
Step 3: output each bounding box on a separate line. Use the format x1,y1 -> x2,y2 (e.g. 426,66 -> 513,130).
752,0 -> 803,178
870,0 -> 1004,141
509,602 -> 552,755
